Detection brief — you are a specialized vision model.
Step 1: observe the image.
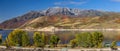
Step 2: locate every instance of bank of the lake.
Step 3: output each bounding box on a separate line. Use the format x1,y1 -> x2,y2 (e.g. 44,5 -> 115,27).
0,46 -> 120,51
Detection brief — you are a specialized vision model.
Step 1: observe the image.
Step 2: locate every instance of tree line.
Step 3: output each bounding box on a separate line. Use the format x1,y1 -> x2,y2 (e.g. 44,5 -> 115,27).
70,32 -> 104,48
0,30 -> 117,48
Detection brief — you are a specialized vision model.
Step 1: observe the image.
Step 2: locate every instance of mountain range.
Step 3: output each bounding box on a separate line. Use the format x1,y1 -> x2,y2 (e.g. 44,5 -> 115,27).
0,7 -> 120,29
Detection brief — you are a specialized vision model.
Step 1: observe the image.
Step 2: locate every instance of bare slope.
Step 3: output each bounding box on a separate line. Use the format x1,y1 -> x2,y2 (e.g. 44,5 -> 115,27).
0,7 -> 120,29
20,14 -> 120,29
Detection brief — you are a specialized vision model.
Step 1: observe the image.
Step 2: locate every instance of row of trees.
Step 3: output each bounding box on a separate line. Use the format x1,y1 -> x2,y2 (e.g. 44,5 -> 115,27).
5,30 -> 60,48
1,29 -> 117,48
33,32 -> 60,47
70,32 -> 118,48
70,32 -> 104,48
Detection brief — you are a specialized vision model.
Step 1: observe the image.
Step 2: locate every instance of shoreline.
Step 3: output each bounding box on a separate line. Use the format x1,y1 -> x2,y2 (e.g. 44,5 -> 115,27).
0,46 -> 119,51
4,28 -> 120,32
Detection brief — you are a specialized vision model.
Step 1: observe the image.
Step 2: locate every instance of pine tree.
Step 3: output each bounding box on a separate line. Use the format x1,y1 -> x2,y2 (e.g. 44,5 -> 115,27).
111,41 -> 117,48
22,33 -> 30,47
70,39 -> 77,48
0,34 -> 2,44
33,32 -> 45,47
49,35 -> 60,47
91,32 -> 104,48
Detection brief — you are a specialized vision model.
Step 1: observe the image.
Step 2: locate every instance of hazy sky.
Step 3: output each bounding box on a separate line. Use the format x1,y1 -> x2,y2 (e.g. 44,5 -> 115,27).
0,0 -> 120,22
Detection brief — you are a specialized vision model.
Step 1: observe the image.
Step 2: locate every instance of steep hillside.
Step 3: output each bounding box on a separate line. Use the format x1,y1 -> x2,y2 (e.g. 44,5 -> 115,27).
0,11 -> 44,29
20,14 -> 120,29
0,7 -> 120,29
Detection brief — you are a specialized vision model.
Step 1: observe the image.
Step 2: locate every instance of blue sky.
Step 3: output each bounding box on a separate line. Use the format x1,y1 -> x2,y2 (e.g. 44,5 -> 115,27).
0,0 -> 120,23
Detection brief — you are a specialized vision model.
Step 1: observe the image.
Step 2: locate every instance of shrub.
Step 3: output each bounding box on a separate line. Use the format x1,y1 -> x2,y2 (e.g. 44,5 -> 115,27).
6,29 -> 30,46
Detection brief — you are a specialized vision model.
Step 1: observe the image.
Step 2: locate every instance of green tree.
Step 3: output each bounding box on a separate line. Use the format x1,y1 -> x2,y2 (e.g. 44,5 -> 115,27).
7,29 -> 30,46
74,32 -> 104,48
49,35 -> 60,47
91,32 -> 104,48
111,41 -> 117,48
22,33 -> 30,47
33,32 -> 45,47
76,32 -> 92,48
70,39 -> 77,48
0,34 -> 2,44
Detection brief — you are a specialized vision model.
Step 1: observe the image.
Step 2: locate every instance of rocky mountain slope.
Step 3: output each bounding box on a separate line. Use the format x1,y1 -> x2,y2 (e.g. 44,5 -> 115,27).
0,7 -> 120,29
